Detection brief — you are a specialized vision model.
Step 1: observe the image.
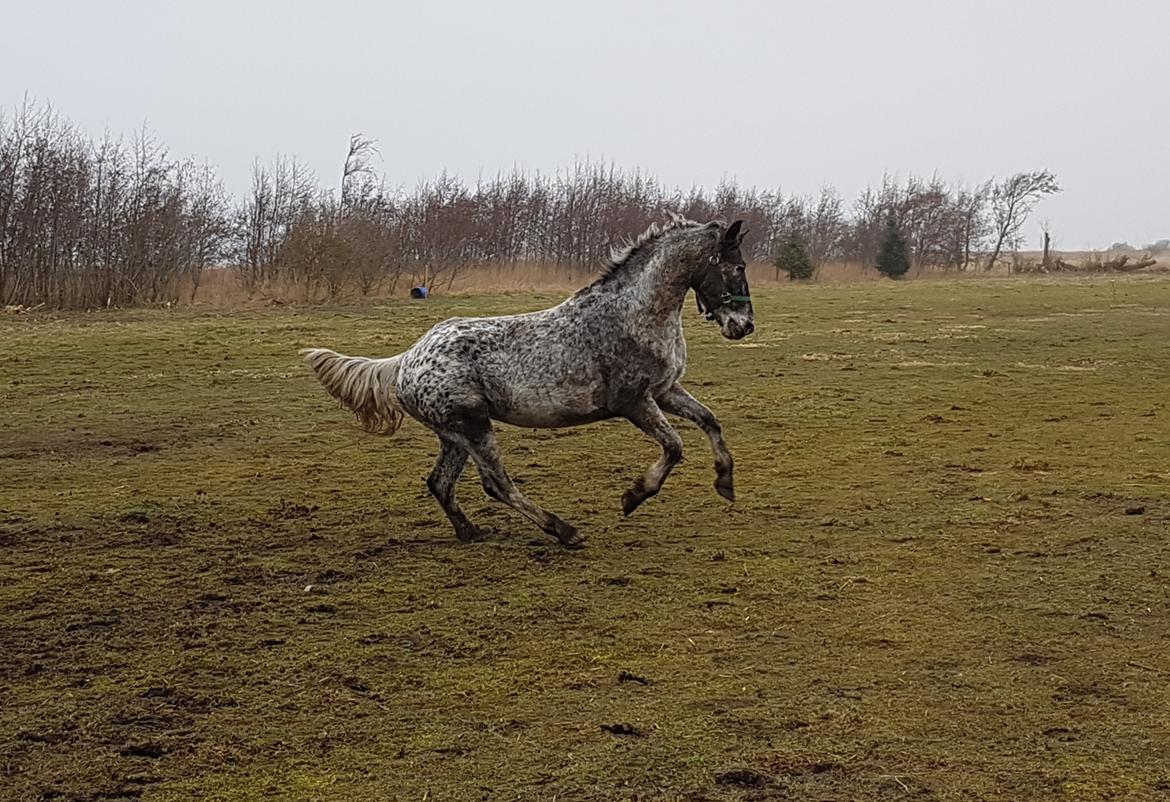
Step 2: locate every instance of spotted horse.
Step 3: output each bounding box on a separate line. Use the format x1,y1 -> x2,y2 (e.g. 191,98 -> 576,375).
302,216 -> 754,548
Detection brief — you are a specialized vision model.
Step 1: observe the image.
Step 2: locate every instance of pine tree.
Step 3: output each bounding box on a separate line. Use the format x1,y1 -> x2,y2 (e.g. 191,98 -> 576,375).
876,217 -> 911,278
773,238 -> 815,281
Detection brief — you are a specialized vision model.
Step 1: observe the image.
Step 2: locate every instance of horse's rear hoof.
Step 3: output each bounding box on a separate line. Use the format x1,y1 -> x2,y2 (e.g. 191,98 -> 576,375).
553,521 -> 586,549
560,534 -> 586,550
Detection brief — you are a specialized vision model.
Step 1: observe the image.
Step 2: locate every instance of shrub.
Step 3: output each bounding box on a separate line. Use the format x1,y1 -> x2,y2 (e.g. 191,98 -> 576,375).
876,217 -> 911,279
773,238 -> 815,281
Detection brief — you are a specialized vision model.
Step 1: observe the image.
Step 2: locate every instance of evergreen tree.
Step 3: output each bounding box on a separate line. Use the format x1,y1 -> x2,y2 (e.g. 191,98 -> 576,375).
773,238 -> 815,281
876,217 -> 911,278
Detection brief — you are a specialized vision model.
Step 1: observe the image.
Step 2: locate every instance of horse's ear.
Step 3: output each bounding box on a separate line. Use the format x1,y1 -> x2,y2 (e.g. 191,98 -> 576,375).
721,220 -> 747,252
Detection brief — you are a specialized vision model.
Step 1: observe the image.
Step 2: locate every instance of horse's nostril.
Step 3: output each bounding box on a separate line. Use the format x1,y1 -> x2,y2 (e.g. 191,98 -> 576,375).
743,321 -> 755,336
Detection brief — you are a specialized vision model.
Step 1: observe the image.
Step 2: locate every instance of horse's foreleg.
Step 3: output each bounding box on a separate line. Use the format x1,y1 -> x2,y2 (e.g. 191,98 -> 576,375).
427,438 -> 482,542
621,398 -> 684,516
657,383 -> 735,503
459,423 -> 585,549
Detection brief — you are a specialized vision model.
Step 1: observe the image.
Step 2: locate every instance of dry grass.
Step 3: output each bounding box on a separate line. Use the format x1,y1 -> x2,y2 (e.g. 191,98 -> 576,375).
186,263 -> 591,309
180,259 -> 1077,310
3,276 -> 1170,801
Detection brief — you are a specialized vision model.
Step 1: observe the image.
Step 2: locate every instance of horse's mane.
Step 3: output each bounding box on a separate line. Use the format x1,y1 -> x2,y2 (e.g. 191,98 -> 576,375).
592,213 -> 712,286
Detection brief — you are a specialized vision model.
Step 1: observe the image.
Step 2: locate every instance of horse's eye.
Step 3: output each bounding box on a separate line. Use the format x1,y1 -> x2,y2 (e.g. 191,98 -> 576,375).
735,264 -> 746,272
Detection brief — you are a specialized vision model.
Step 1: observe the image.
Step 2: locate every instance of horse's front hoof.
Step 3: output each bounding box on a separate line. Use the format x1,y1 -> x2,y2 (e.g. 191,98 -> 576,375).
621,489 -> 646,517
455,523 -> 487,543
553,521 -> 586,549
715,475 -> 736,503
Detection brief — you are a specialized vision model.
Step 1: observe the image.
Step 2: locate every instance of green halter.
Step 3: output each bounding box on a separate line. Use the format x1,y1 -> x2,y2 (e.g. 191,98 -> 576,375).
719,292 -> 752,306
700,291 -> 752,320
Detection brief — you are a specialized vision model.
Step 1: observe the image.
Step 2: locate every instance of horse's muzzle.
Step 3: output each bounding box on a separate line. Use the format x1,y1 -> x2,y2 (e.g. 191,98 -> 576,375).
724,319 -> 754,340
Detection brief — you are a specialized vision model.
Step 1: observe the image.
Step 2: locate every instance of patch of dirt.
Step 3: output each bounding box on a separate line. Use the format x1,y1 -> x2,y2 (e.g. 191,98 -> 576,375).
600,722 -> 645,737
266,498 -> 319,520
0,433 -> 163,460
714,767 -> 773,788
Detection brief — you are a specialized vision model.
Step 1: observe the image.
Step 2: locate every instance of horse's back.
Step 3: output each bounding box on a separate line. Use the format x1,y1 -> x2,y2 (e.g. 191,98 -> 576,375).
396,300 -> 684,430
396,308 -> 616,428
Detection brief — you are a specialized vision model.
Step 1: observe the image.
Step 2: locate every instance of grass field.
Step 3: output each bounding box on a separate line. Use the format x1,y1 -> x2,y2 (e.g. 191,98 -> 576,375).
2,277 -> 1169,801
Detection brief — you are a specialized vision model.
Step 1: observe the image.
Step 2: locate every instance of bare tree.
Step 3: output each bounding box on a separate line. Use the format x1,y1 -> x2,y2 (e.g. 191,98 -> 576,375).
955,182 -> 990,270
340,133 -> 379,211
238,154 -> 314,291
179,161 -> 232,302
986,170 -> 1060,271
2,99 -> 1079,308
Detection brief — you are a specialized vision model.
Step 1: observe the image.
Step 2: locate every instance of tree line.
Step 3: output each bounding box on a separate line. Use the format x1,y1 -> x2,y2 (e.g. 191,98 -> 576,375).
1,100 -> 1059,308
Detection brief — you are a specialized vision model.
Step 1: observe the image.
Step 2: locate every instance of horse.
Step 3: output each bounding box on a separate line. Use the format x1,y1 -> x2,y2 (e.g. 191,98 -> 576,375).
301,215 -> 754,548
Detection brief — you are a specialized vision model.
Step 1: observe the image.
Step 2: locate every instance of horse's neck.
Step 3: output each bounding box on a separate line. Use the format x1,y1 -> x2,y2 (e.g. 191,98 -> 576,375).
564,249 -> 692,341
620,254 -> 692,326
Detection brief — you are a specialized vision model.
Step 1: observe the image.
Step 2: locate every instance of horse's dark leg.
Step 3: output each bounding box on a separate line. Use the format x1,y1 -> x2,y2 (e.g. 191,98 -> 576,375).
458,421 -> 585,549
427,438 -> 482,543
657,383 -> 735,502
621,397 -> 684,516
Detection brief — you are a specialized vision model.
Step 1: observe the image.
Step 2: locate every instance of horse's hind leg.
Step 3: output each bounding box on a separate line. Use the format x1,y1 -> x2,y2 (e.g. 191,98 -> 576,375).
427,438 -> 483,543
621,397 -> 684,516
458,421 -> 585,549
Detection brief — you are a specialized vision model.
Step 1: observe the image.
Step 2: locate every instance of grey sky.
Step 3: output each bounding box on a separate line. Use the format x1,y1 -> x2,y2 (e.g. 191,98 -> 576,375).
5,0 -> 1167,249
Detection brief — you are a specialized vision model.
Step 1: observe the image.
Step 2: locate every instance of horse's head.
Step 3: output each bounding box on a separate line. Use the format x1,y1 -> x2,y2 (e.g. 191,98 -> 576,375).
693,220 -> 754,340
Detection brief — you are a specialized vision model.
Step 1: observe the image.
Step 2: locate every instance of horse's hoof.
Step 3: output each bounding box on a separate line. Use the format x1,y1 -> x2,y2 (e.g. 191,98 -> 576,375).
455,523 -> 486,543
715,477 -> 736,503
553,521 -> 586,549
621,489 -> 645,517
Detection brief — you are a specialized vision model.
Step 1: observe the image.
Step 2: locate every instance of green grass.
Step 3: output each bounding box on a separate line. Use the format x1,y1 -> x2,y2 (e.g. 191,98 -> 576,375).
2,277 -> 1169,801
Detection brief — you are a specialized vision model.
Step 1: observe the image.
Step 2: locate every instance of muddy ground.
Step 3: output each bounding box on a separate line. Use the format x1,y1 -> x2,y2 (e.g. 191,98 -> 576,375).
2,278 -> 1169,800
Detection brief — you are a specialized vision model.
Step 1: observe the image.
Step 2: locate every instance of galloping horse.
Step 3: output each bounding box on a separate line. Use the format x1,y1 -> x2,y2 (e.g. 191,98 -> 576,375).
302,216 -> 754,548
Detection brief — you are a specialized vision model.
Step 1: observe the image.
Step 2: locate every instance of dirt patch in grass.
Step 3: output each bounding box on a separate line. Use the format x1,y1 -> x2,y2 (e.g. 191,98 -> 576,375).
0,432 -> 163,460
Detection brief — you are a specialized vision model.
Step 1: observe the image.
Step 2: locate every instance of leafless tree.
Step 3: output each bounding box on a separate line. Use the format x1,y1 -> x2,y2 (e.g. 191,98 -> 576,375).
986,170 -> 1061,271
238,154 -> 315,291
0,100 -> 238,307
2,99 -> 1073,308
340,133 -> 379,210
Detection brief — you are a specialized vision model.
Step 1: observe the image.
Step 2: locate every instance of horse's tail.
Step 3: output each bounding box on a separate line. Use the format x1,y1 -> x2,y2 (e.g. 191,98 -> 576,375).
300,348 -> 407,435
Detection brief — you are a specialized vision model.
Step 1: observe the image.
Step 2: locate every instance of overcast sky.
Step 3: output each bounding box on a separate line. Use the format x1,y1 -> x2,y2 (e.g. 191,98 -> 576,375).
4,0 -> 1167,248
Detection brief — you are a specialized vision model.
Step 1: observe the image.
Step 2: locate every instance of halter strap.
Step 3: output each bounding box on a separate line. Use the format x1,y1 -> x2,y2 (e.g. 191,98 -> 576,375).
699,291 -> 751,320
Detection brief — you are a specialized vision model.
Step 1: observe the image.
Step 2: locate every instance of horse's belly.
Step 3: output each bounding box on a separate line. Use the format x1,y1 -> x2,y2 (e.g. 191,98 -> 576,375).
492,406 -> 615,428
489,385 -> 613,428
